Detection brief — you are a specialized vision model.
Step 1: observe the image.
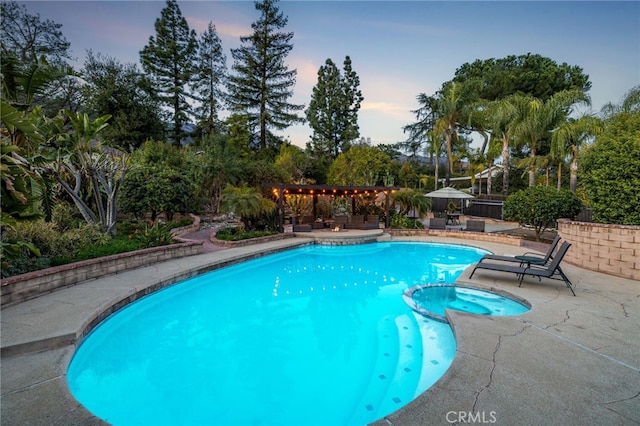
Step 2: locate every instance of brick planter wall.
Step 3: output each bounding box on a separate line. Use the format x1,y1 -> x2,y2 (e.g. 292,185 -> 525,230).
0,241 -> 203,306
170,213 -> 200,238
558,219 -> 640,281
387,229 -> 524,246
1,215 -> 204,306
210,232 -> 296,247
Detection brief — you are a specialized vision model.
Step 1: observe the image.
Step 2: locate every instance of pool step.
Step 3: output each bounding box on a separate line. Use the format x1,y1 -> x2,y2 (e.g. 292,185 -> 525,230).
347,313 -> 423,423
346,315 -> 400,424
375,314 -> 423,416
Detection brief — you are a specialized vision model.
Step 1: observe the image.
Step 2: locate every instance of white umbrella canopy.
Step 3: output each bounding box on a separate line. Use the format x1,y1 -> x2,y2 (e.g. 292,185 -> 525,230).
424,186 -> 475,199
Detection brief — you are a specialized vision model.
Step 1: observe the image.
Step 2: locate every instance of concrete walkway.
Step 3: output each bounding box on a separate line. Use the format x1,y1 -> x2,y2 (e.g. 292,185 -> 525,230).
1,235 -> 638,425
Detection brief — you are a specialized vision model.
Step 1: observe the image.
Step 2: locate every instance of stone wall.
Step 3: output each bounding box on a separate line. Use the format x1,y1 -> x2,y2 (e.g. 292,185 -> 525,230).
170,213 -> 200,237
558,219 -> 640,281
1,214 -> 205,307
210,232 -> 296,247
387,229 -> 524,246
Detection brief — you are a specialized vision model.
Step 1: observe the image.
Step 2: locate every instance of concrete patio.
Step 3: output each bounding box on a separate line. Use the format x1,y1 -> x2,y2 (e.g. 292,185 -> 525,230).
1,235 -> 638,425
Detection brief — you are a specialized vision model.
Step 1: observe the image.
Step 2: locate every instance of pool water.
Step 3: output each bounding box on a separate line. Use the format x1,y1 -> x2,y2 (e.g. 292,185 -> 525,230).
68,242 -> 503,425
406,285 -> 530,322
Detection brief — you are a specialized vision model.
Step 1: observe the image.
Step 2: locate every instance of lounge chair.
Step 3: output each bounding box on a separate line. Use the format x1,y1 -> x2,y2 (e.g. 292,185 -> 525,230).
332,215 -> 349,230
464,220 -> 485,232
345,215 -> 365,229
469,241 -> 575,296
292,216 -> 312,232
364,214 -> 380,229
478,235 -> 561,267
429,217 -> 447,230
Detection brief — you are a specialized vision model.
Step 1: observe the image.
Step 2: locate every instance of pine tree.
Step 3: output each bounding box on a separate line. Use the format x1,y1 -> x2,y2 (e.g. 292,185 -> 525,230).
192,22 -> 227,138
140,0 -> 198,146
306,56 -> 364,159
227,0 -> 304,151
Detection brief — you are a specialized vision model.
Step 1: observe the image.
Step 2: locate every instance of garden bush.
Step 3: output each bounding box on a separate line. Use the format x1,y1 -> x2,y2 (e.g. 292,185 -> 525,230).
215,226 -> 277,241
389,211 -> 425,229
580,112 -> 640,225
503,186 -> 583,240
1,218 -> 188,277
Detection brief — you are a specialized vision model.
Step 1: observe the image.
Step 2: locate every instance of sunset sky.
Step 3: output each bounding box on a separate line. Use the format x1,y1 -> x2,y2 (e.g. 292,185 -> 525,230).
18,0 -> 640,148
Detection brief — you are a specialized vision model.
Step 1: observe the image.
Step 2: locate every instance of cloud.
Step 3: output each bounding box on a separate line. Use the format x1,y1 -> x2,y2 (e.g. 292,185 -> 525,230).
187,16 -> 250,40
287,56 -> 320,87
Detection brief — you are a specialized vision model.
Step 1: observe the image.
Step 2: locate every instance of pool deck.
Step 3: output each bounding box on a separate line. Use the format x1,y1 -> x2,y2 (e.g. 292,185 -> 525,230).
1,233 -> 639,425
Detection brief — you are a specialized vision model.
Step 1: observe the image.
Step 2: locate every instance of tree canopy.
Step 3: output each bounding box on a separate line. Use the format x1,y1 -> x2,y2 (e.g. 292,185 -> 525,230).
327,145 -> 391,186
0,1 -> 71,64
580,111 -> 640,225
82,51 -> 164,152
140,0 -> 198,146
192,22 -> 227,137
306,56 -> 364,159
452,53 -> 591,101
227,0 -> 304,151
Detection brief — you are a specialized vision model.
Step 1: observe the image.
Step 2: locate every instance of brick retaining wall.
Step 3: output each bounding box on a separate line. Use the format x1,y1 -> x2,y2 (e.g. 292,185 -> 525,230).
558,219 -> 640,281
387,229 -> 524,246
210,232 -> 296,247
1,215 -> 204,306
0,241 -> 203,306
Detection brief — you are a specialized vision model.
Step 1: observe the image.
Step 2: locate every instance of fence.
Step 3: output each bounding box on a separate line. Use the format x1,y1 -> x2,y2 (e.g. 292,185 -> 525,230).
466,199 -> 504,220
430,196 -> 504,220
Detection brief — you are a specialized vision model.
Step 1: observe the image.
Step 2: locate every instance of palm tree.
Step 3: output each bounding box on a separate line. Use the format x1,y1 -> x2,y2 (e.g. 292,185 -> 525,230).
513,89 -> 589,187
484,94 -> 531,195
600,85 -> 640,118
551,114 -> 602,192
433,81 -> 475,186
391,188 -> 432,218
220,185 -> 276,230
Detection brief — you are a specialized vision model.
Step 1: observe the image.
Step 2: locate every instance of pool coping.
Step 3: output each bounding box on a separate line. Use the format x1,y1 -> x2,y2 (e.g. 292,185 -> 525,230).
1,235 -> 639,425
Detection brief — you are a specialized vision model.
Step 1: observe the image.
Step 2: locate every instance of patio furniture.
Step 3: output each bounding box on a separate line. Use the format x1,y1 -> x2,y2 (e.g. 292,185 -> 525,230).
429,217 -> 447,230
469,241 -> 575,296
464,220 -> 485,232
364,214 -> 380,229
292,216 -> 313,232
332,215 -> 349,230
344,215 -> 379,230
345,215 -> 365,229
446,212 -> 461,225
477,235 -> 561,267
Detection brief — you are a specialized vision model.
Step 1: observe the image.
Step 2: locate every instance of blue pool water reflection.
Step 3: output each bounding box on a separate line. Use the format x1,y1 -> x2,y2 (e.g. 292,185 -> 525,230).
68,242 -> 493,425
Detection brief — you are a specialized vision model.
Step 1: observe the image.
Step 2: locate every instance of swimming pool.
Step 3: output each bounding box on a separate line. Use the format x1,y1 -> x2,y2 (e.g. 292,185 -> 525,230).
67,242 -> 492,425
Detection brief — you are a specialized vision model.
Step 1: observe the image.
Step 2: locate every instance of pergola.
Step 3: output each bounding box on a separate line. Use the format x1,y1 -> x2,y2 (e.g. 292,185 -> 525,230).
263,183 -> 401,232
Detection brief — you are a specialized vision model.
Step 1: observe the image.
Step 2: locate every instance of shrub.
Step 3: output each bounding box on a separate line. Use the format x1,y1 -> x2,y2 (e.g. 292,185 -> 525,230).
503,186 -> 583,240
389,211 -> 425,229
68,238 -> 141,263
52,225 -> 110,258
51,202 -> 82,232
120,166 -> 196,221
5,220 -> 58,257
215,226 -> 277,241
131,222 -> 174,248
580,112 -> 640,225
2,220 -> 109,276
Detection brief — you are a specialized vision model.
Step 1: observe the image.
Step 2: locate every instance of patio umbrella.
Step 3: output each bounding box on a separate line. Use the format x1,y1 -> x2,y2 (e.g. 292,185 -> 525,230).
424,186 -> 475,214
424,186 -> 475,199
